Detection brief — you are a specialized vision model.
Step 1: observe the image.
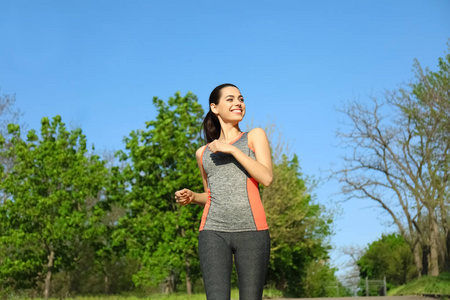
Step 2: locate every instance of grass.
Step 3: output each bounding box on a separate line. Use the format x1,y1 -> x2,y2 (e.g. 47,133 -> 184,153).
8,288 -> 283,300
388,272 -> 450,297
9,294 -> 219,300
77,295 -> 213,300
10,294 -> 210,300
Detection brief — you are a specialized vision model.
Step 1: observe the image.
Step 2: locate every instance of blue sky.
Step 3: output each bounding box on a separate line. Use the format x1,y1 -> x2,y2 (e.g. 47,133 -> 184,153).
1,0 -> 449,275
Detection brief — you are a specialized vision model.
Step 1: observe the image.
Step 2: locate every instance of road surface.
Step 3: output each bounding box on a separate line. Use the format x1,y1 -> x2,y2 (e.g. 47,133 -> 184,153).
266,296 -> 435,300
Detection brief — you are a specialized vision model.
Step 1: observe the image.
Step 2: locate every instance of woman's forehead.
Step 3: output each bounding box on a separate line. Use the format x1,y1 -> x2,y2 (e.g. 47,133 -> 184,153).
220,86 -> 241,96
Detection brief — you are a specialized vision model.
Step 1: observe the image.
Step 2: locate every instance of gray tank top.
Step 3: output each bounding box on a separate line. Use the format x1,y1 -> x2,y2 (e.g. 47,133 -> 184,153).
199,132 -> 268,232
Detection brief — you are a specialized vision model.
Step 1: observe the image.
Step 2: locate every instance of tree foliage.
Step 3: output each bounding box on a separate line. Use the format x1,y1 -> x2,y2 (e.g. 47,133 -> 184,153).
262,154 -> 334,297
334,47 -> 450,277
303,261 -> 352,297
0,116 -> 109,298
113,92 -> 205,293
358,233 -> 417,287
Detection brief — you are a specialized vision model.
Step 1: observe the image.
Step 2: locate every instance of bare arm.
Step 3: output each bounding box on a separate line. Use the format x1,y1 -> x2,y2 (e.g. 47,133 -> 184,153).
175,146 -> 209,206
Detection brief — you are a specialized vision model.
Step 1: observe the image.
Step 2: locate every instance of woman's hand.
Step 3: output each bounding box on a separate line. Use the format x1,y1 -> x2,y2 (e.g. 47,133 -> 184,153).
208,140 -> 235,154
175,188 -> 194,206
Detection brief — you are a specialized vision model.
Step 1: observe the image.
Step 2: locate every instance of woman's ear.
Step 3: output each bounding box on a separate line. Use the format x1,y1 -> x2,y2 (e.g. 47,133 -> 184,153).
210,103 -> 218,115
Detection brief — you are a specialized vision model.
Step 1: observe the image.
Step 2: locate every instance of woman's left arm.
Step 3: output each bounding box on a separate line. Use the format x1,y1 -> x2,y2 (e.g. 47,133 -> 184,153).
207,128 -> 273,186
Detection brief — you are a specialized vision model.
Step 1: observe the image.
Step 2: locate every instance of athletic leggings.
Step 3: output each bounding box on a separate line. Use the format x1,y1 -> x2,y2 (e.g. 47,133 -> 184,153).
198,230 -> 270,300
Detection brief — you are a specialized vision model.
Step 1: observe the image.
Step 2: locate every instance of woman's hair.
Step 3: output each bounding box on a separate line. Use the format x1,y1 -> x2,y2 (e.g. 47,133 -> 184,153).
202,83 -> 239,143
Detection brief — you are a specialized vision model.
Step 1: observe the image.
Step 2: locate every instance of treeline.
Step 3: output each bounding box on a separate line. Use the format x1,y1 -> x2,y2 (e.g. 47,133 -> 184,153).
335,47 -> 450,292
0,93 -> 346,298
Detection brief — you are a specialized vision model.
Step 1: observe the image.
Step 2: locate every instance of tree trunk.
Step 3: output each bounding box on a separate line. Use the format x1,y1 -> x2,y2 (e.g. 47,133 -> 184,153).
102,264 -> 110,294
276,274 -> 287,292
164,272 -> 176,293
44,249 -> 55,300
440,200 -> 450,272
104,274 -> 110,294
445,231 -> 450,272
413,241 -> 423,277
185,257 -> 192,295
66,272 -> 71,297
422,244 -> 429,276
429,217 -> 440,276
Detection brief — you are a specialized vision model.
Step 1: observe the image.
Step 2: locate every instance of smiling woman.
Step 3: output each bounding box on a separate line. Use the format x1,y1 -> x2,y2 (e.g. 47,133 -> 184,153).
175,83 -> 273,300
201,84 -> 246,143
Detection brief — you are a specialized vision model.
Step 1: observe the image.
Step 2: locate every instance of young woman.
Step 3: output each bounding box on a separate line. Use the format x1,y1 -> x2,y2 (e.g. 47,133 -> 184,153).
174,83 -> 273,300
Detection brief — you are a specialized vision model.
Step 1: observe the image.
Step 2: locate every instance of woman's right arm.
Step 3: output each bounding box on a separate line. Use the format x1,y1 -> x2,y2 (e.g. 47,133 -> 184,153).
175,146 -> 208,206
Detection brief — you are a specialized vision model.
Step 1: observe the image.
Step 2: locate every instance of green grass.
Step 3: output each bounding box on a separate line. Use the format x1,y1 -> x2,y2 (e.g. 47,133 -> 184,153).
8,288 -> 283,300
388,272 -> 450,297
10,294 -> 218,300
77,294 -> 212,300
10,294 -> 209,300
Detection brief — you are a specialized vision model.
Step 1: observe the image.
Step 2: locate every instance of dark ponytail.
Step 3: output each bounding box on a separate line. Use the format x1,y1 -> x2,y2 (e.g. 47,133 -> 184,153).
202,83 -> 238,143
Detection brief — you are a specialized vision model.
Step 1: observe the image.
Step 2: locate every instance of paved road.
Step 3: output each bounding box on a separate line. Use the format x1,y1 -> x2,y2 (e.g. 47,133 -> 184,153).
266,297 -> 434,300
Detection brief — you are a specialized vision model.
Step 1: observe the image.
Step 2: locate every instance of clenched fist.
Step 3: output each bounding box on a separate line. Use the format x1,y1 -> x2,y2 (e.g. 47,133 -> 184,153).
174,188 -> 194,206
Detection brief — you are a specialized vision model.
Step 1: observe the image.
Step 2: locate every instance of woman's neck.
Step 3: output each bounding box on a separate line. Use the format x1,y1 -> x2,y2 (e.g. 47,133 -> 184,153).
218,123 -> 242,143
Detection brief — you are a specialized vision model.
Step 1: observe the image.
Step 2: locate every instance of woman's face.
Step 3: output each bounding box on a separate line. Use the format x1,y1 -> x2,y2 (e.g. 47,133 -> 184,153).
211,86 -> 246,123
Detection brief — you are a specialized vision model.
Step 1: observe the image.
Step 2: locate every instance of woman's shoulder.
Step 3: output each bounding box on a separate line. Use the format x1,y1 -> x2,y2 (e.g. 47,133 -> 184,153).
247,128 -> 269,149
248,127 -> 268,139
195,145 -> 208,159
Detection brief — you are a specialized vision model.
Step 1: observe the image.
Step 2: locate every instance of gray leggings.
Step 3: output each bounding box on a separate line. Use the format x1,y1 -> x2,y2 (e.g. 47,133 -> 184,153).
198,230 -> 270,300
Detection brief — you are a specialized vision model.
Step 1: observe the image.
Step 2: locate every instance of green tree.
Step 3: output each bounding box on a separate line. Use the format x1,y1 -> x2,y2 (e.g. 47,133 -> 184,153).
303,261 -> 352,297
261,154 -> 334,297
401,51 -> 450,275
113,92 -> 204,293
358,233 -> 417,289
0,116 -> 108,299
334,46 -> 450,277
89,156 -> 131,295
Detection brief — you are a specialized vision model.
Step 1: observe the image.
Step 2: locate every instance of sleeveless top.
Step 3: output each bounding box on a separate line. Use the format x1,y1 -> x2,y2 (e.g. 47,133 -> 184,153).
199,132 -> 268,232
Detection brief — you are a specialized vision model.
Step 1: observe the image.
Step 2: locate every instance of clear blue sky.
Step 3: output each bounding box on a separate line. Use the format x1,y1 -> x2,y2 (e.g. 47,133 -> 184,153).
1,0 -> 449,275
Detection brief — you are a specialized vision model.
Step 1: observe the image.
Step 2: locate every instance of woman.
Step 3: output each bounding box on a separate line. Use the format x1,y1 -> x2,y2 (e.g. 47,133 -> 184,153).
175,83 -> 273,300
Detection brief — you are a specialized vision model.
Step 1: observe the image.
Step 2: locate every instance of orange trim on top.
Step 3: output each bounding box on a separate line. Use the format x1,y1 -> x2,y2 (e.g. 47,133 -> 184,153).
199,189 -> 211,231
247,178 -> 269,230
248,144 -> 256,152
200,144 -> 209,167
229,132 -> 245,145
